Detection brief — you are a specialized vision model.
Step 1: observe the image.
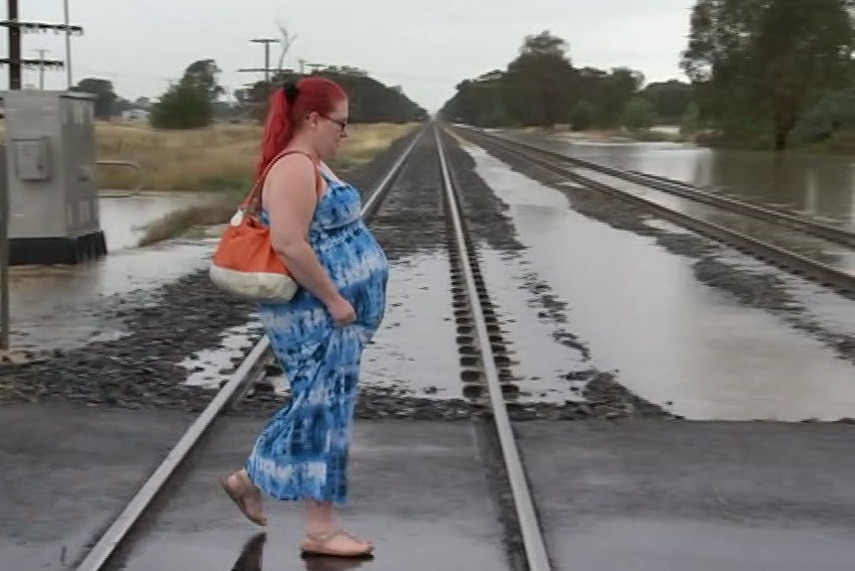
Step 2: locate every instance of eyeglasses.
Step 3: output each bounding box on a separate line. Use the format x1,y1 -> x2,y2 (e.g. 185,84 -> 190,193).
322,114 -> 348,130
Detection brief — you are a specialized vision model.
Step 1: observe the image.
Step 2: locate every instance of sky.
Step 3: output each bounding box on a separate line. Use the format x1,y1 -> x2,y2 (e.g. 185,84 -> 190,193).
7,0 -> 695,113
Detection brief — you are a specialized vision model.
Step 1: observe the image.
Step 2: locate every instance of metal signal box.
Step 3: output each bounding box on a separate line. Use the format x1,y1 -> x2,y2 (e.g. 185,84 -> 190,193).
2,90 -> 106,265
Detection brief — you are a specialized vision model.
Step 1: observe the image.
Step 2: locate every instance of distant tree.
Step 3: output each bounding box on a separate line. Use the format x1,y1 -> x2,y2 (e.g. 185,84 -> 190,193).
502,30 -> 578,127
569,100 -> 595,131
439,32 -> 646,130
641,80 -> 693,123
622,97 -> 656,130
69,78 -> 117,119
150,58 -> 223,129
681,0 -> 855,150
239,66 -> 427,124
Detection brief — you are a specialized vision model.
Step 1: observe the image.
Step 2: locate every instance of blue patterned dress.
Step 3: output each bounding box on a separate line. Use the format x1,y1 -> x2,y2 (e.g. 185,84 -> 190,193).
245,164 -> 389,505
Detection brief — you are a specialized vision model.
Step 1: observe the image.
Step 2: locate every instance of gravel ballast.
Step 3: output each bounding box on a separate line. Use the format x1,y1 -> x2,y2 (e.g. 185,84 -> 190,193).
1,127 -> 675,423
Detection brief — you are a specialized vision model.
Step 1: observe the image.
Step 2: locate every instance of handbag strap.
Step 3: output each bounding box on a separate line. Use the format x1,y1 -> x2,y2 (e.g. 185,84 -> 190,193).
242,149 -> 323,211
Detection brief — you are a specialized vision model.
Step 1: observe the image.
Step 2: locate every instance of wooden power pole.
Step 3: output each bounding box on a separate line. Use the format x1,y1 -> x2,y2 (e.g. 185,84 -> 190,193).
0,0 -> 83,90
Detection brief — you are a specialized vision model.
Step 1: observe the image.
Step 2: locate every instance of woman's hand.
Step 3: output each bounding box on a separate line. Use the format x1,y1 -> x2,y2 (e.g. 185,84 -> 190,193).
326,295 -> 356,327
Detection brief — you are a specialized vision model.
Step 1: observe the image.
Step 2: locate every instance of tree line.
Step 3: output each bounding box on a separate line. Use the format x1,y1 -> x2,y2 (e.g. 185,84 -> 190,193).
439,31 -> 692,134
68,59 -> 427,129
441,0 -> 855,152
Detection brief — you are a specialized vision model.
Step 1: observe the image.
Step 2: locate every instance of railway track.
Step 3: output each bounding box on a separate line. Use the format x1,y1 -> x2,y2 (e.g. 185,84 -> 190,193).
72,123 -> 554,571
454,125 -> 855,295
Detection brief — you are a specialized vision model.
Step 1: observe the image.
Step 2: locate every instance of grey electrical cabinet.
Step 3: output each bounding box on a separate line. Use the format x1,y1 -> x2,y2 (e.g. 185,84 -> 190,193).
2,90 -> 107,265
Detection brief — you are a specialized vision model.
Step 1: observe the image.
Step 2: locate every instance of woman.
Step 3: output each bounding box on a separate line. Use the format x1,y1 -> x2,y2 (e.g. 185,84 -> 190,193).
220,77 -> 388,558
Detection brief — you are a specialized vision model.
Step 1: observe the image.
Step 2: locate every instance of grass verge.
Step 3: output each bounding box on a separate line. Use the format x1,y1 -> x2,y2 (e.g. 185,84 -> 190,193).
133,122 -> 417,246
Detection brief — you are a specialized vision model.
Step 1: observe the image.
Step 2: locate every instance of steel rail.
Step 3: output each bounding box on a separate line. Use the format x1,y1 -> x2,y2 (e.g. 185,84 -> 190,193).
470,127 -> 855,248
74,124 -> 428,571
458,127 -> 855,294
434,126 -> 552,571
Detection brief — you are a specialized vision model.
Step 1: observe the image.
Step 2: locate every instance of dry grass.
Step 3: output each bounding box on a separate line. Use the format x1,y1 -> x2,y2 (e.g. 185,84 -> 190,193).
121,121 -> 417,245
94,121 -> 418,191
0,119 -> 418,191
136,196 -> 241,247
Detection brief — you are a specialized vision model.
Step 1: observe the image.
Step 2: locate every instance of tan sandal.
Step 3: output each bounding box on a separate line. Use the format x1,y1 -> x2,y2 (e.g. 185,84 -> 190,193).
300,529 -> 374,558
219,471 -> 267,527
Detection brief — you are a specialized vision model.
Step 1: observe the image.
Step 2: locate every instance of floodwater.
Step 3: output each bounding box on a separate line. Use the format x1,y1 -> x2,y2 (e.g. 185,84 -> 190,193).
362,252 -> 462,399
503,129 -> 855,228
10,191 -> 221,351
573,166 -> 855,275
463,142 -> 855,422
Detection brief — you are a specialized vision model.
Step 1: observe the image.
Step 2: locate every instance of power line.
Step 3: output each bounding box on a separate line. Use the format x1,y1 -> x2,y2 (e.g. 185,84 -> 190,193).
0,0 -> 83,90
238,38 -> 280,85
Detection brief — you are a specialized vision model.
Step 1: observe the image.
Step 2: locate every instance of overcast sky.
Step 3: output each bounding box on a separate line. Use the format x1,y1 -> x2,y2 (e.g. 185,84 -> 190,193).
9,0 -> 694,112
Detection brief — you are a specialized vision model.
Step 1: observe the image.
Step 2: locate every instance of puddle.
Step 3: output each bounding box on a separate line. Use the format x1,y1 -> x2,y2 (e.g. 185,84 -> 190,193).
575,167 -> 855,274
476,246 -> 587,404
9,192 -> 223,351
98,191 -> 218,251
465,144 -> 855,422
179,319 -> 263,389
219,253 -> 463,400
362,252 -> 462,399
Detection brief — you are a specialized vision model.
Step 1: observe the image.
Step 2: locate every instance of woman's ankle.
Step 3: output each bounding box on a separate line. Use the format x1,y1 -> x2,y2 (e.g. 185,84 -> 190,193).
304,500 -> 337,535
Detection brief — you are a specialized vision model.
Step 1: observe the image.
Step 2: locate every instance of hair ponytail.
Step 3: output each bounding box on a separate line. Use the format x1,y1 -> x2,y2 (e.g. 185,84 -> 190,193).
255,77 -> 348,178
256,88 -> 293,178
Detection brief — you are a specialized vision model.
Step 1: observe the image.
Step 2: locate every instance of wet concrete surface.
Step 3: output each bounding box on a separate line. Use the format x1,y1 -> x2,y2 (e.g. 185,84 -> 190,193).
104,418 -> 509,571
0,402 -> 195,570
518,420 -> 855,571
463,143 -> 855,421
503,129 -> 855,228
11,191 -> 222,352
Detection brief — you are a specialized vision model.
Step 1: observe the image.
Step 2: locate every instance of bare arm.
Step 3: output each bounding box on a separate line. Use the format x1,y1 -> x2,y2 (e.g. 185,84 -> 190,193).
262,154 -> 342,306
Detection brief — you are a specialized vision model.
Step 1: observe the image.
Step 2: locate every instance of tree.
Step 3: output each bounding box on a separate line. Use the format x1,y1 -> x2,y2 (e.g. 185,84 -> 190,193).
622,97 -> 655,130
150,59 -> 223,129
569,101 -> 595,131
239,66 -> 427,124
681,0 -> 855,150
641,80 -> 693,123
439,32 -> 648,130
502,30 -> 578,127
181,58 -> 224,102
69,78 -> 117,119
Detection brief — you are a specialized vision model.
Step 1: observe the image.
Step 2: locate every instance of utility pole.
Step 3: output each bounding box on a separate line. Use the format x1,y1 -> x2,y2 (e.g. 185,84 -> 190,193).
238,38 -> 279,85
0,0 -> 83,90
32,48 -> 49,89
63,0 -> 73,88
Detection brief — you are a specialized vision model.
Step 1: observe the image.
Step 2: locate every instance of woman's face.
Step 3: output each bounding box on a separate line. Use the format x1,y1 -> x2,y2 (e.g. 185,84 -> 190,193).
313,99 -> 349,159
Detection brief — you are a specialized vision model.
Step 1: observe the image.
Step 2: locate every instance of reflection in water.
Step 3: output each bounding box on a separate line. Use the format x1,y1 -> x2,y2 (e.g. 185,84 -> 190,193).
466,143 -> 855,422
230,533 -> 265,571
229,533 -> 373,571
507,130 -> 855,227
98,191 -> 219,251
8,190 -> 224,350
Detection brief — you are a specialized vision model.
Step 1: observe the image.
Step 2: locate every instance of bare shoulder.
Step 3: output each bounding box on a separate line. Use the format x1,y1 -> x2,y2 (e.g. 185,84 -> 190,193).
263,152 -> 318,203
267,152 -> 316,184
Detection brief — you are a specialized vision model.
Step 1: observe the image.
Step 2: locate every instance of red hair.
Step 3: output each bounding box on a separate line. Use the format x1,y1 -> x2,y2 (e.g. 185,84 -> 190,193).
256,76 -> 347,177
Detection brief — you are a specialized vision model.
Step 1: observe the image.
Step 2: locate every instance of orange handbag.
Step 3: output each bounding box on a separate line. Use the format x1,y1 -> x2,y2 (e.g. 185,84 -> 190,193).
208,149 -> 322,302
